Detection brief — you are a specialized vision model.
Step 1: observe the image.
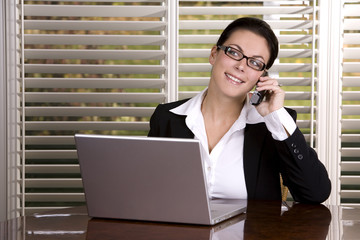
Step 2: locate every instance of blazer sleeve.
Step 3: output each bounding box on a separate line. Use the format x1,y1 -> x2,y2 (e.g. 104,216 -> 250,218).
276,109 -> 331,203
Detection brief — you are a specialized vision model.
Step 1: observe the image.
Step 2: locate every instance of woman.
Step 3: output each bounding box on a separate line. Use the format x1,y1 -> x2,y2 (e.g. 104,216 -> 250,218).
148,17 -> 331,203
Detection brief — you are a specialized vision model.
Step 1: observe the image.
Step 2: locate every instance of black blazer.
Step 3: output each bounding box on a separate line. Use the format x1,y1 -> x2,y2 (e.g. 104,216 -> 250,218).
148,99 -> 331,203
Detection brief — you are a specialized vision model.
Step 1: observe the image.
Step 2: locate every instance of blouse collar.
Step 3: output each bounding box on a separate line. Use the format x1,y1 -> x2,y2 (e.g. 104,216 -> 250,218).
170,88 -> 265,127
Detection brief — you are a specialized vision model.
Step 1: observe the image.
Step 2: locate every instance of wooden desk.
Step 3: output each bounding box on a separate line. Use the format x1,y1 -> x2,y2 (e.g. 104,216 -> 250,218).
1,201 -> 359,239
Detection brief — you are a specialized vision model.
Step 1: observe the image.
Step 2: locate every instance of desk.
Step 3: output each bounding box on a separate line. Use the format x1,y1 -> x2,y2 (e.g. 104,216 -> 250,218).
1,201 -> 359,239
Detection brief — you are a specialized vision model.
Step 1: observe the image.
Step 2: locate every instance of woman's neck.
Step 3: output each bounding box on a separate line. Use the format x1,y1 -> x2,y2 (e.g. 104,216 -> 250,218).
201,89 -> 246,153
201,89 -> 246,122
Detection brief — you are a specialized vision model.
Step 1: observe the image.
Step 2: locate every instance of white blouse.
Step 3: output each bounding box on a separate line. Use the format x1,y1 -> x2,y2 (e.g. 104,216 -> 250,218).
170,88 -> 296,199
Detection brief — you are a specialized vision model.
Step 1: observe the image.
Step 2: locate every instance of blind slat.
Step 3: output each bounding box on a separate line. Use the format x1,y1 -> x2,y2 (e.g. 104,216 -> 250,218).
343,77 -> 360,87
343,33 -> 360,44
342,91 -> 360,101
180,20 -> 313,30
341,190 -> 360,199
344,19 -> 360,30
25,122 -> 150,131
342,119 -> 360,130
25,150 -> 76,159
341,178 -> 360,185
23,0 -> 164,2
25,107 -> 155,117
342,105 -> 360,115
24,5 -> 166,17
25,193 -> 85,202
25,136 -> 75,145
24,49 -> 166,60
24,35 -> 166,45
24,92 -> 165,103
179,6 -> 314,15
341,162 -> 360,171
24,20 -> 166,31
25,179 -> 83,188
341,134 -> 360,143
179,35 -> 313,44
344,4 -> 360,17
25,78 -> 165,89
341,148 -> 360,157
344,48 -> 360,59
343,63 -> 360,72
24,64 -> 166,74
26,165 -> 80,174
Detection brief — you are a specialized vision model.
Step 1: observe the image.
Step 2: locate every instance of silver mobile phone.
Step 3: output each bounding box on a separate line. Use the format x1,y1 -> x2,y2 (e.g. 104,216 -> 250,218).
250,72 -> 268,105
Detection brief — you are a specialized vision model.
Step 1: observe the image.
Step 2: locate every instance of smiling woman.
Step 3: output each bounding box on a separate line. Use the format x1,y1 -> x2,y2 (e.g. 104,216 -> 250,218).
148,17 -> 331,204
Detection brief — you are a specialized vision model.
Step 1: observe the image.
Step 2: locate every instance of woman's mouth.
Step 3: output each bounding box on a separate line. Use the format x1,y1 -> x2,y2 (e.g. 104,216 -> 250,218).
225,73 -> 244,85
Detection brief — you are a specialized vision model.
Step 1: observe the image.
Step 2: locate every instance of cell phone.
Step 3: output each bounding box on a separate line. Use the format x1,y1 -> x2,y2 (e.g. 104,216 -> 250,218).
250,72 -> 268,105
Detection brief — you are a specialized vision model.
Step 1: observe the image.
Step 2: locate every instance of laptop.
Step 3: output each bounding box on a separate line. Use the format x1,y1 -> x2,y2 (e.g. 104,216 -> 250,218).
75,134 -> 247,225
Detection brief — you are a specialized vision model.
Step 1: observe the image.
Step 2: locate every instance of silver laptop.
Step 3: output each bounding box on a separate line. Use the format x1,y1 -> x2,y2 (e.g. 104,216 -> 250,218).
75,134 -> 247,225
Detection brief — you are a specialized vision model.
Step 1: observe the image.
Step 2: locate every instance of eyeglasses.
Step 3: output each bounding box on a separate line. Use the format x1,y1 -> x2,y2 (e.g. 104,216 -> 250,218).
217,45 -> 267,71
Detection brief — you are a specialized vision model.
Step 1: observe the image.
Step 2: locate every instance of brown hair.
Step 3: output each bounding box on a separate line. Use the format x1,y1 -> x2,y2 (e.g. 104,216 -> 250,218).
216,17 -> 279,70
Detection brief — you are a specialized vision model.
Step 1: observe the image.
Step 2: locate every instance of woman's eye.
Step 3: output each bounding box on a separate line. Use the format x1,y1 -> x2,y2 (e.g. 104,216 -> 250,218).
228,49 -> 239,57
249,59 -> 261,67
249,60 -> 258,66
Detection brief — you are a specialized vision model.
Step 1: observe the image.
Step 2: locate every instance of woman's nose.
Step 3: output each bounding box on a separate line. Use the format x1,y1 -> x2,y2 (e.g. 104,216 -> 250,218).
235,58 -> 247,71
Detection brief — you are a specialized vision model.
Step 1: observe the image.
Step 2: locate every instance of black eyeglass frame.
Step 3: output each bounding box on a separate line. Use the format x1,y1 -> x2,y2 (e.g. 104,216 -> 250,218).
217,45 -> 267,71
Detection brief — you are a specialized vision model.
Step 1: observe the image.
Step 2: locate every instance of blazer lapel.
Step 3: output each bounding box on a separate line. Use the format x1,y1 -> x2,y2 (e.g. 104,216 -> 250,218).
169,116 -> 194,139
243,123 -> 267,199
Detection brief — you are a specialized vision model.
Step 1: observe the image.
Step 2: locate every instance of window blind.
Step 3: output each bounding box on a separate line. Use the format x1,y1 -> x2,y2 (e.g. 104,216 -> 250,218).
341,0 -> 360,206
20,0 -> 168,215
18,0 -> 357,215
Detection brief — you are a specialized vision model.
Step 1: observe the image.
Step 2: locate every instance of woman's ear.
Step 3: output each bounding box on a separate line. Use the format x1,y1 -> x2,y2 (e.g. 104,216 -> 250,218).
209,46 -> 218,65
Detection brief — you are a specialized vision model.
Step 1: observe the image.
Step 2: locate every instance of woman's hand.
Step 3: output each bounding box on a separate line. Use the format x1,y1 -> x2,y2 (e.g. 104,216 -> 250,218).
251,75 -> 285,116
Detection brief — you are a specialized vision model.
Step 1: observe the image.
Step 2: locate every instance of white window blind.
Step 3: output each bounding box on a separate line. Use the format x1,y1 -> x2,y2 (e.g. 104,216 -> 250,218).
19,0 -> 169,215
341,0 -> 360,206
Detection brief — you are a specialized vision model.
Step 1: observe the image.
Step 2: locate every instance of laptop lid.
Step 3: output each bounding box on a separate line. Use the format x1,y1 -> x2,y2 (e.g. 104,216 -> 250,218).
75,134 -> 246,225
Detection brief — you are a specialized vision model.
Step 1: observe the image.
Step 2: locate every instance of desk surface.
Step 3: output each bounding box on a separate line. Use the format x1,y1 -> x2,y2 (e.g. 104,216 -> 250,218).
1,201 -> 360,240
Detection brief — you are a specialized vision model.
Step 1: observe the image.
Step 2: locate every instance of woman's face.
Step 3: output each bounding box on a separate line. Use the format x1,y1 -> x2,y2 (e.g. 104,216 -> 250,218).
209,29 -> 271,100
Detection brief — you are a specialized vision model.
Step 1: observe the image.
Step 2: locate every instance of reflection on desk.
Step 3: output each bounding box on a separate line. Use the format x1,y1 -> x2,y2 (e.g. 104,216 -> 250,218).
245,201 -> 331,239
1,201 -> 360,239
87,213 -> 245,240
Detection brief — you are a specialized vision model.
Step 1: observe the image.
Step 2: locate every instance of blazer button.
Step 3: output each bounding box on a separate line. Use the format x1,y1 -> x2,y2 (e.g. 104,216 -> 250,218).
291,143 -> 297,148
294,149 -> 299,154
298,154 -> 303,160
